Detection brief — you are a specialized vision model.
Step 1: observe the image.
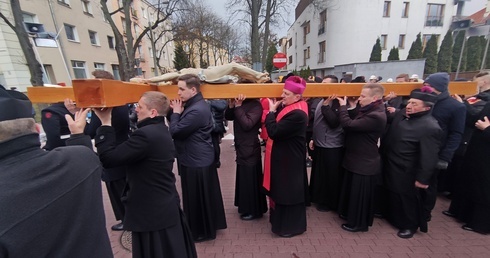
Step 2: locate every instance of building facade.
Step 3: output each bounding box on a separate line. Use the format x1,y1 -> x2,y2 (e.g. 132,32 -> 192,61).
0,0 -> 174,92
285,0 -> 461,78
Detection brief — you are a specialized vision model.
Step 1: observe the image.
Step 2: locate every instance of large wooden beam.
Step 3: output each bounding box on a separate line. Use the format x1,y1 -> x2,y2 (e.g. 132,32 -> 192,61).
27,79 -> 478,108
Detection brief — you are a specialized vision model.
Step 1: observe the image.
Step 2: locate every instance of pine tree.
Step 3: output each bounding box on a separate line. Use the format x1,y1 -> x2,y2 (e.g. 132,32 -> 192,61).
452,30 -> 467,72
387,46 -> 400,60
437,29 -> 453,72
407,32 -> 423,59
173,44 -> 191,71
369,38 -> 382,62
466,36 -> 484,71
265,45 -> 278,73
423,34 -> 438,74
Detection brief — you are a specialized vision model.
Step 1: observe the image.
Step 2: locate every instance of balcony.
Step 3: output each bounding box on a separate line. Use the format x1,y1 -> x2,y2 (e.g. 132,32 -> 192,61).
425,16 -> 443,27
318,27 -> 325,35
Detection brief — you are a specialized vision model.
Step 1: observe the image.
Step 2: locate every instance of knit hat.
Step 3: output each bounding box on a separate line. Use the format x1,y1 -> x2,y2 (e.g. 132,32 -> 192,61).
284,76 -> 306,94
0,87 -> 33,121
409,89 -> 437,104
424,72 -> 449,92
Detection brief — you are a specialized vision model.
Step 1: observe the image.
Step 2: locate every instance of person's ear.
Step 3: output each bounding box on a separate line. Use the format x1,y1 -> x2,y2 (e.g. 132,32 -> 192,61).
35,123 -> 41,133
150,109 -> 158,118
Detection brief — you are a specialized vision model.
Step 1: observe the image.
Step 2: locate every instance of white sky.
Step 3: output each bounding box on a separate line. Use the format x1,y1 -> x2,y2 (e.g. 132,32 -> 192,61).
204,0 -> 295,37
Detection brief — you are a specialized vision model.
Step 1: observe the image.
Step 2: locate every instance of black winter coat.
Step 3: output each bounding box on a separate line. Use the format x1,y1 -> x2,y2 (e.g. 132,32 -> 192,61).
338,101 -> 387,175
170,93 -> 215,167
225,99 -> 262,166
95,116 -> 180,232
381,110 -> 443,193
0,134 -> 112,257
41,103 -> 73,150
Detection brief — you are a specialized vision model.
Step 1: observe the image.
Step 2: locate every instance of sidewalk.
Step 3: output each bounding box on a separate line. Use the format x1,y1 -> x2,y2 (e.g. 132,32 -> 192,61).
103,138 -> 490,258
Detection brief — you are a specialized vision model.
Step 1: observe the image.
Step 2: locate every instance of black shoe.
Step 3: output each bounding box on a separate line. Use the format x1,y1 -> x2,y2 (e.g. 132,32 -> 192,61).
426,215 -> 432,222
339,214 -> 347,220
442,210 -> 456,218
374,212 -> 384,219
194,236 -> 215,243
397,229 -> 415,239
315,204 -> 330,212
306,159 -> 312,167
278,232 -> 301,238
341,224 -> 368,232
240,214 -> 262,221
462,225 -> 474,232
111,222 -> 124,231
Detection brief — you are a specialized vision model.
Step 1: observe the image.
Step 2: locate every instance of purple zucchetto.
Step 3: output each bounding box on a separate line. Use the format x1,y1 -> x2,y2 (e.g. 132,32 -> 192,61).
284,76 -> 306,95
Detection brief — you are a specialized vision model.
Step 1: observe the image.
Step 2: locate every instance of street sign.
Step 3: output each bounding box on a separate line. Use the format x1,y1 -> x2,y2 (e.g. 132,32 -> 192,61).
273,53 -> 287,69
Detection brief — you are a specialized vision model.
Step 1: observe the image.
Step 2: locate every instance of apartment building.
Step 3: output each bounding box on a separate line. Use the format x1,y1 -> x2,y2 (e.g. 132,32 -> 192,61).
0,0 -> 174,92
285,0 -> 460,78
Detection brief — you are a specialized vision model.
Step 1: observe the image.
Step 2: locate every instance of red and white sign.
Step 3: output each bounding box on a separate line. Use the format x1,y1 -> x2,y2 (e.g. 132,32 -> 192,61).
273,53 -> 287,69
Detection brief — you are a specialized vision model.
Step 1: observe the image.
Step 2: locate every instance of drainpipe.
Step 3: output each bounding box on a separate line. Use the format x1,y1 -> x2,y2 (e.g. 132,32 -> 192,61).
47,0 -> 72,81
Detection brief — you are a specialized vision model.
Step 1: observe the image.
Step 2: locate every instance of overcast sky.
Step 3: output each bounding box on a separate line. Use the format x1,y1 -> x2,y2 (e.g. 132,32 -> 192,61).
204,0 -> 294,37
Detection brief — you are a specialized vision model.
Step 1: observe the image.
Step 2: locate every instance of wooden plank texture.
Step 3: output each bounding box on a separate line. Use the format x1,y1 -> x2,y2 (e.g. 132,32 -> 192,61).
27,80 -> 478,108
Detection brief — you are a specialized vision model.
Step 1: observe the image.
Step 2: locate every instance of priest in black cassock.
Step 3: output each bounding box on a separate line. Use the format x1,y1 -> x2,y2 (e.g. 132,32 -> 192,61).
263,76 -> 309,238
381,90 -> 442,239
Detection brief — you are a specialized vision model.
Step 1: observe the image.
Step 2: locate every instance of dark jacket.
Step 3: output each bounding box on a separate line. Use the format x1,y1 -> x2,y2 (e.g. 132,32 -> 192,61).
382,109 -> 442,193
338,101 -> 387,175
170,92 -> 215,167
95,116 -> 180,232
265,104 -> 308,205
431,91 -> 466,162
225,99 -> 262,166
41,103 -> 73,150
209,99 -> 228,134
0,134 -> 112,257
85,106 -> 129,181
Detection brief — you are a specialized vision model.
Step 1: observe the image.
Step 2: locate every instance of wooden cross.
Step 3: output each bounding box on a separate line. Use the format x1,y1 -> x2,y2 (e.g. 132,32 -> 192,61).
27,79 -> 478,108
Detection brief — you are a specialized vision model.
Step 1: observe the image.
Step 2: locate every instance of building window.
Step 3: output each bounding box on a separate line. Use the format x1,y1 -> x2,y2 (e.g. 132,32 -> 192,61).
148,47 -> 154,58
58,0 -> 70,6
288,55 -> 293,64
22,13 -> 37,23
380,35 -> 387,50
398,34 -> 405,49
303,21 -> 310,44
319,10 -> 326,35
89,30 -> 99,45
94,63 -> 105,70
383,1 -> 391,17
112,64 -> 120,80
288,38 -> 292,48
107,36 -> 114,49
64,24 -> 78,41
402,2 -> 409,18
426,4 -> 444,27
82,0 -> 92,15
72,61 -> 87,79
318,41 -> 326,63
303,49 -> 308,66
121,17 -> 126,34
142,7 -> 147,19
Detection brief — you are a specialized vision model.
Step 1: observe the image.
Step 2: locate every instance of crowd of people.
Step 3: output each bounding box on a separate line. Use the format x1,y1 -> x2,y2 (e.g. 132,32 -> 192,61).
1,69 -> 490,257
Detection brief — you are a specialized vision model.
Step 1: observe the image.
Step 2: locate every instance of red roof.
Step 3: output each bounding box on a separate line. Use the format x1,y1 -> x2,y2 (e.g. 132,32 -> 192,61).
467,8 -> 489,26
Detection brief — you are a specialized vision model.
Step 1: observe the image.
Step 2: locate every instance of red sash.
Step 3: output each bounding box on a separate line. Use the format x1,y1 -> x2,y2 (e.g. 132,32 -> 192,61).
263,100 -> 308,191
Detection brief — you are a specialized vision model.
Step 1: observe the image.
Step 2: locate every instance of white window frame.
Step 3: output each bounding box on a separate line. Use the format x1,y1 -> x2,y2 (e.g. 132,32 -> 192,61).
380,35 -> 388,50
58,0 -> 70,5
89,30 -> 99,46
64,24 -> 79,42
94,63 -> 105,70
72,61 -> 87,79
81,0 -> 92,14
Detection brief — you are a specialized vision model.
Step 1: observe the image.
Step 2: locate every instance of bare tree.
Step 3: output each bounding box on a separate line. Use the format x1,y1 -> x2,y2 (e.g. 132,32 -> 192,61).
0,0 -> 44,86
100,0 -> 183,81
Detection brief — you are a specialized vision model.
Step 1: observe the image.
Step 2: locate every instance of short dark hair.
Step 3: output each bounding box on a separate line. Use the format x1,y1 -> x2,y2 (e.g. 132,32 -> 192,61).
396,73 -> 409,82
178,74 -> 201,92
323,75 -> 339,83
92,70 -> 114,80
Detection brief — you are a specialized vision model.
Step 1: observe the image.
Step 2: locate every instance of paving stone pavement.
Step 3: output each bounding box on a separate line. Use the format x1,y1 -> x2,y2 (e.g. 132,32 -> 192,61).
103,129 -> 490,258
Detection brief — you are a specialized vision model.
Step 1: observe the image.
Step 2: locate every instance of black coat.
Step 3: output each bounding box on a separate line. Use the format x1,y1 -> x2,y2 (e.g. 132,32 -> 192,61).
170,93 -> 215,167
85,106 -> 129,181
225,99 -> 262,166
0,134 -> 112,257
95,116 -> 180,232
41,103 -> 73,150
381,110 -> 442,193
338,101 -> 387,175
265,105 -> 308,205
